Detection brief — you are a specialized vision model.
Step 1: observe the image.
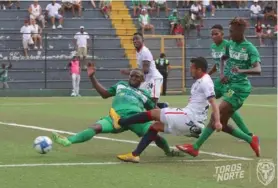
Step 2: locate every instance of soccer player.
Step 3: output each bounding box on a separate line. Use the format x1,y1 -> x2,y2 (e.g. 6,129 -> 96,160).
0,62 -> 12,89
110,57 -> 222,163
121,32 -> 168,109
209,24 -> 252,136
52,63 -> 180,159
176,17 -> 261,157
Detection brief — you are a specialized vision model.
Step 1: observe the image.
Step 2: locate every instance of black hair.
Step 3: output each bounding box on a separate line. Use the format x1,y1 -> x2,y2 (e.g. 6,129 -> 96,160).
160,53 -> 165,58
133,32 -> 144,40
211,24 -> 223,31
190,57 -> 208,72
230,17 -> 247,30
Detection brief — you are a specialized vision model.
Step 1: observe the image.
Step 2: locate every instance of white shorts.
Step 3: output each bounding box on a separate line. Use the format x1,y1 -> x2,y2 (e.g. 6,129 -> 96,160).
22,38 -> 34,49
160,107 -> 205,136
140,78 -> 163,99
30,14 -> 44,21
48,13 -> 62,19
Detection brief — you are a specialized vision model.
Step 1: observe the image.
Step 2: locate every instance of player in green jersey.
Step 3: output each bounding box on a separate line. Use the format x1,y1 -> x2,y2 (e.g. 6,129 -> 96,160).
209,24 -> 252,136
0,62 -> 12,89
176,18 -> 261,157
52,63 -> 180,160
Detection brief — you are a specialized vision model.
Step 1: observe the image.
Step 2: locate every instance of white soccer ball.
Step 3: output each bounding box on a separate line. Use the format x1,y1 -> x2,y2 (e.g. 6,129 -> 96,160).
33,136 -> 53,154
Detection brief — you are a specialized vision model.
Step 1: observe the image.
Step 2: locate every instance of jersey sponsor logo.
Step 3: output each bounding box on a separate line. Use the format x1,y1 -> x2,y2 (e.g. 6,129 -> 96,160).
211,51 -> 225,59
229,49 -> 248,60
116,84 -> 148,103
147,83 -> 153,89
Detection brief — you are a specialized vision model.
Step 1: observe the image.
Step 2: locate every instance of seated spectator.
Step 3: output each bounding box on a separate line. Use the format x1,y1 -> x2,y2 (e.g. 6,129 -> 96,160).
20,20 -> 34,57
264,2 -> 277,21
139,8 -> 155,35
250,0 -> 264,21
28,0 -> 45,28
90,0 -> 96,8
132,0 -> 140,17
100,0 -> 112,19
181,11 -> 201,37
168,9 -> 179,34
172,22 -> 184,47
237,0 -> 247,9
202,0 -> 215,17
0,0 -> 20,10
190,1 -> 203,26
30,19 -> 43,50
264,24 -> 272,38
140,0 -> 150,9
176,0 -> 190,8
274,25 -> 278,37
46,0 -> 63,29
255,20 -> 264,46
212,0 -> 224,9
154,0 -> 169,17
62,0 -> 82,17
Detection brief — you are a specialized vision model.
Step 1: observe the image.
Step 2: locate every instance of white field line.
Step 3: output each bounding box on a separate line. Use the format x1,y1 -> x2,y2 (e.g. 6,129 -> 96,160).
0,122 -> 253,161
0,159 -> 245,168
0,103 -> 50,106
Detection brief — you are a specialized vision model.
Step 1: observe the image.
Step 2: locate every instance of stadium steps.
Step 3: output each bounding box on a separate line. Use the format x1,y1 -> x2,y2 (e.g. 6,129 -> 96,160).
110,1 -> 137,68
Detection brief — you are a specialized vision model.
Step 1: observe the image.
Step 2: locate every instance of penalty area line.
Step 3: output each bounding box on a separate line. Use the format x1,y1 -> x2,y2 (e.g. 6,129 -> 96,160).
0,121 -> 253,161
0,159 -> 244,168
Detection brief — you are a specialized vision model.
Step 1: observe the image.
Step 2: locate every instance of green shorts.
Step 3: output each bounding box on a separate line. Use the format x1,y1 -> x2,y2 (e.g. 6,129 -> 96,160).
214,78 -> 227,99
222,83 -> 251,111
96,115 -> 152,137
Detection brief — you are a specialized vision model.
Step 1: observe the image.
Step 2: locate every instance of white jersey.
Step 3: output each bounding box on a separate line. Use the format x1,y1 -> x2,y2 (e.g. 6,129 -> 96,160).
186,74 -> 215,123
136,46 -> 163,81
30,4 -> 42,17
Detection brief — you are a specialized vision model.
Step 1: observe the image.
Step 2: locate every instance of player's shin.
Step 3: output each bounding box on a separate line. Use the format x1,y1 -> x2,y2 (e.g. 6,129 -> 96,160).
193,126 -> 215,150
222,125 -> 252,143
67,128 -> 96,144
119,111 -> 153,127
231,111 -> 252,135
132,127 -> 158,156
154,135 -> 171,154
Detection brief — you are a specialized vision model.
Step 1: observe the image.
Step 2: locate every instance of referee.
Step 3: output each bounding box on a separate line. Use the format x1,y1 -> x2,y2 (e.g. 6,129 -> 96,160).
155,53 -> 170,96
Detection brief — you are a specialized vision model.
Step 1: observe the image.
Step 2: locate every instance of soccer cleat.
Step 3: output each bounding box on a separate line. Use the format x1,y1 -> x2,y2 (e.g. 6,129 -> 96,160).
165,149 -> 185,157
109,108 -> 121,129
250,135 -> 260,157
176,144 -> 199,157
117,153 -> 140,163
51,132 -> 72,147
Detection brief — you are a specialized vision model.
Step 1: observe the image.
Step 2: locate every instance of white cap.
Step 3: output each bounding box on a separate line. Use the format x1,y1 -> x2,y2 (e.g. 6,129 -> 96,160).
80,26 -> 84,29
254,0 -> 258,3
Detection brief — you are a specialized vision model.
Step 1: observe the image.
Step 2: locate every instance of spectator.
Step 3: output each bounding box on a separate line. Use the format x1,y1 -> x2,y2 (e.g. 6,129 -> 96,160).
190,1 -> 203,26
213,0 -> 224,9
132,0 -> 140,17
264,2 -> 277,21
255,20 -> 264,46
139,8 -> 155,35
74,26 -> 90,68
90,0 -> 96,8
168,9 -> 179,34
0,0 -> 20,10
100,0 -> 112,19
0,62 -> 12,89
172,22 -> 184,47
154,0 -> 169,17
68,55 -> 81,97
28,0 -> 45,28
62,0 -> 82,17
250,0 -> 264,22
155,53 -> 170,96
176,0 -> 190,8
140,0 -> 150,9
20,20 -> 34,57
30,19 -> 43,50
46,0 -> 63,29
264,24 -> 272,38
202,0 -> 215,17
274,25 -> 278,37
237,0 -> 247,9
182,11 -> 201,37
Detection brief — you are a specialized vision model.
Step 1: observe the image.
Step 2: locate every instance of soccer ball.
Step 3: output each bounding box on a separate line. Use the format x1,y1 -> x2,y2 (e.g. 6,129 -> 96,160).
33,136 -> 53,154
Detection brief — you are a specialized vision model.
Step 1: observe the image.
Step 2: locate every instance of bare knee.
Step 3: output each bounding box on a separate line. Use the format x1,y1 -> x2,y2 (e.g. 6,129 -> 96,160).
150,121 -> 164,132
90,124 -> 102,134
150,109 -> 162,121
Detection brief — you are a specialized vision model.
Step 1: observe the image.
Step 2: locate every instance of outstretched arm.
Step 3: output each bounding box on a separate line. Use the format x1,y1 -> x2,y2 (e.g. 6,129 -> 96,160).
233,62 -> 261,75
87,63 -> 113,99
208,64 -> 217,76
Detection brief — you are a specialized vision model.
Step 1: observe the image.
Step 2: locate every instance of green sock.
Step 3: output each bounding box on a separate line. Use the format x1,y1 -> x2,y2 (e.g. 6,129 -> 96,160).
193,127 -> 214,150
155,136 -> 171,154
232,111 -> 251,135
68,128 -> 96,144
231,128 -> 252,143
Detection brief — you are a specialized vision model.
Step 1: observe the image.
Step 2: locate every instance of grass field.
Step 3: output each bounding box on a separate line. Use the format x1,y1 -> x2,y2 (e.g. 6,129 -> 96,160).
0,95 -> 276,188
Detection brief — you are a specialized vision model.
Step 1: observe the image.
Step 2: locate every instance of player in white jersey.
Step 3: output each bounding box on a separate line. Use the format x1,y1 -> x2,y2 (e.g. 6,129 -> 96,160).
110,57 -> 222,163
121,33 -> 168,108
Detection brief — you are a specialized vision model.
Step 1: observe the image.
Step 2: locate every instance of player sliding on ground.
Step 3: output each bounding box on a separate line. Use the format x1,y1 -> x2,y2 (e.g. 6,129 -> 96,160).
120,32 -> 168,109
110,57 -> 222,163
209,24 -> 253,137
176,18 -> 261,157
52,63 -> 181,157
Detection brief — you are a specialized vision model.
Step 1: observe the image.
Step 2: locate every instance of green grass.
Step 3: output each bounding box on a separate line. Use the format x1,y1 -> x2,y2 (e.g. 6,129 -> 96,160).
0,95 -> 276,188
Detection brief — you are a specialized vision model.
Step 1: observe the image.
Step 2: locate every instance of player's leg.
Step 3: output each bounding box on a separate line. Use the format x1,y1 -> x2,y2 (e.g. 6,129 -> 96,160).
52,117 -> 116,147
71,73 -> 76,96
76,74 -> 80,96
152,78 -> 168,108
3,81 -> 9,89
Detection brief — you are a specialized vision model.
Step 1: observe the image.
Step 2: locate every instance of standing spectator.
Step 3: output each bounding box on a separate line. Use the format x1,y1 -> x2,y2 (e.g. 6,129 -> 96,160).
155,53 -> 170,96
20,20 -> 34,57
68,56 -> 81,97
154,0 -> 169,17
190,1 -> 203,26
30,19 -> 43,50
74,26 -> 90,68
28,0 -> 45,28
100,0 -> 112,19
250,0 -> 264,22
264,2 -> 277,21
168,9 -> 179,34
46,0 -> 63,29
202,0 -> 215,17
139,8 -> 155,35
0,62 -> 12,89
255,20 -> 264,46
